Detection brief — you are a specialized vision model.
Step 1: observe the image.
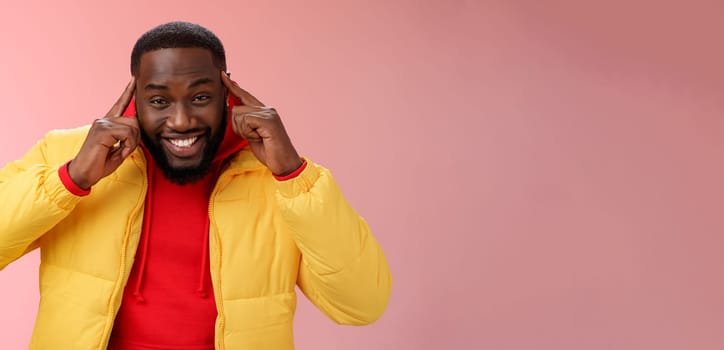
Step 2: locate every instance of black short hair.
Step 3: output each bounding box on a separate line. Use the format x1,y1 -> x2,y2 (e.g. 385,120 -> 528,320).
130,21 -> 226,75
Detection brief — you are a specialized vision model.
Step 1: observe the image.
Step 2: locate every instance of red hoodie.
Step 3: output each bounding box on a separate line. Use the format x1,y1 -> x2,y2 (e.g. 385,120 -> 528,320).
108,96 -> 247,350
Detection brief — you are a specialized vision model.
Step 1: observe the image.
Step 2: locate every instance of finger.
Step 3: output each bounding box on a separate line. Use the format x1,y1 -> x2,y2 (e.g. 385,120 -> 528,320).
230,113 -> 257,141
106,77 -> 136,117
231,106 -> 278,123
106,117 -> 140,142
220,70 -> 264,107
93,118 -> 140,156
112,118 -> 141,157
239,110 -> 276,127
231,113 -> 240,136
230,106 -> 272,138
241,111 -> 279,140
110,126 -> 139,159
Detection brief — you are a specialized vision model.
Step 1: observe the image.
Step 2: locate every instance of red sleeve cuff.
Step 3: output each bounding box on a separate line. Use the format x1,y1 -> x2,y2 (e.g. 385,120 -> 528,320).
273,160 -> 307,181
59,161 -> 91,196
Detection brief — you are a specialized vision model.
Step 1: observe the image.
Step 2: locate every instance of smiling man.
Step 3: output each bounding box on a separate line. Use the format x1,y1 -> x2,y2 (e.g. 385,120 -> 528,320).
0,22 -> 391,349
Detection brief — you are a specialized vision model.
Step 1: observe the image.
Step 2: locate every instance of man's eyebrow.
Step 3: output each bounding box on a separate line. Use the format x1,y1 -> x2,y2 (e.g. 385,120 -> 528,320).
143,78 -> 213,91
144,83 -> 168,91
188,78 -> 213,88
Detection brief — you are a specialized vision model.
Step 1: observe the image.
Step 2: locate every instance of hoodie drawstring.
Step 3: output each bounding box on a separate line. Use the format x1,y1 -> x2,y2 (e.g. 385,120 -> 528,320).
132,163 -> 213,302
133,166 -> 154,303
197,220 -> 210,299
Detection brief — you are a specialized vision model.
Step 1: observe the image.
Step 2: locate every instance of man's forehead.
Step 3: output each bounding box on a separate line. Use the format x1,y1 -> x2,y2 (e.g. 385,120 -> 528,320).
137,47 -> 217,82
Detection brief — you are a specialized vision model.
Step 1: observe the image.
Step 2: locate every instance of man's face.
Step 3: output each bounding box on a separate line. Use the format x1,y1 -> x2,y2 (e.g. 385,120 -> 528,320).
135,47 -> 226,184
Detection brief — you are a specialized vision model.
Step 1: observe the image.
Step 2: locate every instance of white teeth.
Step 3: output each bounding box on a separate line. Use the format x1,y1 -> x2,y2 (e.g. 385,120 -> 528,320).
169,136 -> 198,148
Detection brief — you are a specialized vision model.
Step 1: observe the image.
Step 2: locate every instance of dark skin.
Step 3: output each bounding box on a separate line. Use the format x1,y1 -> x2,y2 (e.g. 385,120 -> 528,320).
69,48 -> 303,189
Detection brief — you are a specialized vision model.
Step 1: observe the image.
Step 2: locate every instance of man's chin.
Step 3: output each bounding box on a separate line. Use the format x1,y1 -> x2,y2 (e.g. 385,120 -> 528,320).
159,163 -> 212,185
165,157 -> 204,171
156,151 -> 212,184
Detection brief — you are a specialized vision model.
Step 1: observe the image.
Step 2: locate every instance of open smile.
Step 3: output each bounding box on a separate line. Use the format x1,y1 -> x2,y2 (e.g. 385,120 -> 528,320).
162,134 -> 205,158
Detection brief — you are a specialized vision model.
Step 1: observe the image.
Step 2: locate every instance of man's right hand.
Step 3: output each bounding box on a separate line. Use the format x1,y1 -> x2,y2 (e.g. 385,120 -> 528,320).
68,78 -> 140,190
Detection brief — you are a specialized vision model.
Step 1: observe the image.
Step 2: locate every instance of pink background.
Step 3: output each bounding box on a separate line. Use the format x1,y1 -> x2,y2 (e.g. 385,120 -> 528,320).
1,0 -> 723,349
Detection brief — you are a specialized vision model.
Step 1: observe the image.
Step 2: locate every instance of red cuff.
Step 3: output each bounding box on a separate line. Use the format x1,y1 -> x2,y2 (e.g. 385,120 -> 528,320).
59,161 -> 91,196
273,160 -> 307,181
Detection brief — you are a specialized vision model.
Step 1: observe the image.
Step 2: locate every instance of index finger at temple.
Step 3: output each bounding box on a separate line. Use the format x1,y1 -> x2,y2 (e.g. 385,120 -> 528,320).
105,77 -> 136,117
220,71 -> 264,107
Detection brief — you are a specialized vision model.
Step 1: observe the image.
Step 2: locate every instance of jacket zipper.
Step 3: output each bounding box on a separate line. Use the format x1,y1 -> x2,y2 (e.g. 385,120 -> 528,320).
208,171 -> 236,350
98,156 -> 148,349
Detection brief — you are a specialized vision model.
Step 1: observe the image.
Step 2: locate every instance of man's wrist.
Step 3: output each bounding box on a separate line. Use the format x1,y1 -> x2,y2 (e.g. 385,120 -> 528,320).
59,161 -> 91,196
273,159 -> 307,181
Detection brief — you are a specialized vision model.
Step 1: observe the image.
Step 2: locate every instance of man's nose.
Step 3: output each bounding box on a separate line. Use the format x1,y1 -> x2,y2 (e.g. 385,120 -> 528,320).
165,103 -> 195,131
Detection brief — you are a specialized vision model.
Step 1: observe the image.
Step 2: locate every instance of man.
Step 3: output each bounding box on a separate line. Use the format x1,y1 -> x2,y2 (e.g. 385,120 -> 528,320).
0,22 -> 391,349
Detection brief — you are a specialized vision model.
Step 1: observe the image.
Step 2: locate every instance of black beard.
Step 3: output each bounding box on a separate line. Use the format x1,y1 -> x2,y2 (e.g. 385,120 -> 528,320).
140,114 -> 227,185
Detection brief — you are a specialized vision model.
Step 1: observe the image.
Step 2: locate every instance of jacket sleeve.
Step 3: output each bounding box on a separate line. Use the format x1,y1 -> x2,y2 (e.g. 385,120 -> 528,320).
0,131 -> 83,269
276,159 -> 392,325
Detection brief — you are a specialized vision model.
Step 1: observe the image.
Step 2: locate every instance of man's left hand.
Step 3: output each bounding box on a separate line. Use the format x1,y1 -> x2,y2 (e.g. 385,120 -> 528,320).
221,71 -> 303,176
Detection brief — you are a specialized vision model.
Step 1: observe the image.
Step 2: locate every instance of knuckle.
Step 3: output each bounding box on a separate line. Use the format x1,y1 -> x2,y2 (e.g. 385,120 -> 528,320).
93,118 -> 111,129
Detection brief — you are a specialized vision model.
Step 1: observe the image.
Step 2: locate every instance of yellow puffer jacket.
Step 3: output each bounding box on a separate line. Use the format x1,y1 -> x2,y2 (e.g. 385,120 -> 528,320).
0,126 -> 392,349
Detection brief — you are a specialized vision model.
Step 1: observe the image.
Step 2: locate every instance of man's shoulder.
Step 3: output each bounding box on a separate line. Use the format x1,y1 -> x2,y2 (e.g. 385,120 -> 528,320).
35,125 -> 91,162
225,147 -> 267,174
43,125 -> 91,141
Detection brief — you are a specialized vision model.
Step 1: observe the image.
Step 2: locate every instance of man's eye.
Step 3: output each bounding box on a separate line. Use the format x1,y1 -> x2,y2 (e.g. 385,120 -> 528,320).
193,95 -> 210,102
150,98 -> 167,105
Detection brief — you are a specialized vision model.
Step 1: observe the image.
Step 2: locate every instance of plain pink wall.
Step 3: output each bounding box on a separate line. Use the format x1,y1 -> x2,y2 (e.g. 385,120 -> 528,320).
1,0 -> 723,349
